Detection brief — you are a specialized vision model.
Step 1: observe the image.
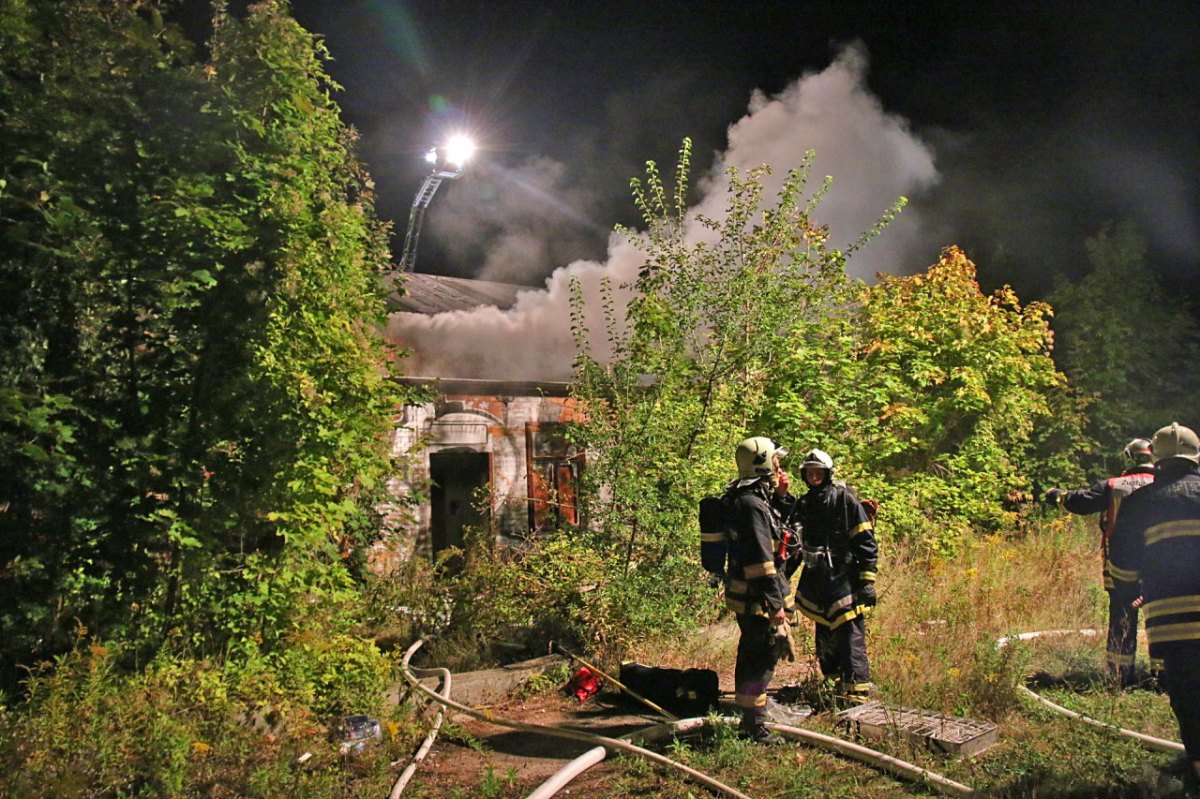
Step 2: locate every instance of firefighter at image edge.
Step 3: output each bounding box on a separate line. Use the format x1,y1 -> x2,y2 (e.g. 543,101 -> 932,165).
701,437 -> 799,744
1044,437 -> 1156,686
1107,422 -> 1200,785
781,448 -> 878,706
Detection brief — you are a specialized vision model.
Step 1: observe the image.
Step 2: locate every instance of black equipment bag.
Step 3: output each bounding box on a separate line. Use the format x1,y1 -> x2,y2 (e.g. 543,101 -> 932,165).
618,661 -> 719,717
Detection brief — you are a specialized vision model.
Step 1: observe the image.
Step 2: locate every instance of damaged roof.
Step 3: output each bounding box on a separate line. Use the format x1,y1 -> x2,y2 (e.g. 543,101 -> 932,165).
387,273 -> 527,315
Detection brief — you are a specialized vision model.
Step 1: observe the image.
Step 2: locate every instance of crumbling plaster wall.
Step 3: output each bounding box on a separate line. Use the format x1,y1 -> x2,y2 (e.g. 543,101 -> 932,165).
379,389 -> 583,563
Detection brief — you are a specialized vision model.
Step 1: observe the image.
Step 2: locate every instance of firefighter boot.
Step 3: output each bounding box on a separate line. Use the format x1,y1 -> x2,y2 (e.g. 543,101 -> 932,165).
834,679 -> 871,709
739,708 -> 783,745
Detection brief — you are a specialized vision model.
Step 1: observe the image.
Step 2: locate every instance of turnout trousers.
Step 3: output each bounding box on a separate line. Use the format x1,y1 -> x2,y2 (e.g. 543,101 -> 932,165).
815,615 -> 869,698
734,613 -> 778,729
1105,583 -> 1139,686
1161,642 -> 1200,765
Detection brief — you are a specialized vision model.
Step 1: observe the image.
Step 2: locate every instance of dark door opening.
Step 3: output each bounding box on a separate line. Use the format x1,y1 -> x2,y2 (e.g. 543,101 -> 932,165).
429,450 -> 491,558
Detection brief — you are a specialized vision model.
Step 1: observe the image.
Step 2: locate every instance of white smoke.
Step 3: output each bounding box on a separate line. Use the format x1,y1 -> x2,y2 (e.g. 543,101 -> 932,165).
390,42 -> 939,380
425,156 -> 608,284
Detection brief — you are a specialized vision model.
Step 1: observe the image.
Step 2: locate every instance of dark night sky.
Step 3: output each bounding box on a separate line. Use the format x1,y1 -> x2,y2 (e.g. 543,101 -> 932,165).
243,0 -> 1198,298
181,2 -> 1198,377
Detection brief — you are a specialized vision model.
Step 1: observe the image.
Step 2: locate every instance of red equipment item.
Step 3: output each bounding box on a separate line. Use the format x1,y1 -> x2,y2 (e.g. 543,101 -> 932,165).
564,666 -> 604,702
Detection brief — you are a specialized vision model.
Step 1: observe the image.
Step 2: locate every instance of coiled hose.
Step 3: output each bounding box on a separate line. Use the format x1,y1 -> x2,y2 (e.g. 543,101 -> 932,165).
388,662 -> 451,798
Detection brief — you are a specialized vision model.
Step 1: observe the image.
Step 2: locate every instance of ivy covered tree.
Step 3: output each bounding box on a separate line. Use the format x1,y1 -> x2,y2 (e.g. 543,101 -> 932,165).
0,0 -> 400,686
1047,222 -> 1200,476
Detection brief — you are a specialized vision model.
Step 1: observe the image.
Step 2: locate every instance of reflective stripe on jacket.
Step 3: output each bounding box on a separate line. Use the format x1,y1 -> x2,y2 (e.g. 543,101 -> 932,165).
1059,466 -> 1154,589
788,480 -> 877,629
1108,464 -> 1200,657
723,478 -> 791,618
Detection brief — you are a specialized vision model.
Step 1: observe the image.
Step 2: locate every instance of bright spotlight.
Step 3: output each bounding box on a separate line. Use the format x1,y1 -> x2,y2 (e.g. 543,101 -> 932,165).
398,134 -> 478,273
443,135 -> 476,169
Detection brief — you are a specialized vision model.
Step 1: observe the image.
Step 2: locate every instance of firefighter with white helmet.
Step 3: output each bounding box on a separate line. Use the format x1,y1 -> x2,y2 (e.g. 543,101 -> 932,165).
1044,436 -> 1156,685
784,447 -> 878,706
1109,423 -> 1200,785
718,436 -> 797,743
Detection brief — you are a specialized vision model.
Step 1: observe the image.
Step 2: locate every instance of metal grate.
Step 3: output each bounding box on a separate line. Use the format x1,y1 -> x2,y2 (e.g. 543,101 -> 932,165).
836,701 -> 999,756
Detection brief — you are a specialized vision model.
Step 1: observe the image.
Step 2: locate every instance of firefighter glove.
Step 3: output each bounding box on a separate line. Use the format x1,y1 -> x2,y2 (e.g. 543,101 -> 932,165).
858,581 -> 877,607
770,619 -> 797,662
1044,488 -> 1063,506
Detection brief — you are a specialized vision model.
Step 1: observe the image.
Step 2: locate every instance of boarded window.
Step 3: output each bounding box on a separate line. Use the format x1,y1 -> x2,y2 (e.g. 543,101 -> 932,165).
526,423 -> 583,534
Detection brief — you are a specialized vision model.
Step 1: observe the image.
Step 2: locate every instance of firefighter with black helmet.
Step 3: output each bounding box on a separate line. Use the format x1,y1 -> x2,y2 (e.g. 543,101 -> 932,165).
719,436 -> 797,744
785,448 -> 878,706
1108,423 -> 1200,785
1044,437 -> 1155,685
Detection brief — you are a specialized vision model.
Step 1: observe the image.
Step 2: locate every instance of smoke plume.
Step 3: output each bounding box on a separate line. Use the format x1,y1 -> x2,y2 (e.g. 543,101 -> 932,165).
390,43 -> 939,380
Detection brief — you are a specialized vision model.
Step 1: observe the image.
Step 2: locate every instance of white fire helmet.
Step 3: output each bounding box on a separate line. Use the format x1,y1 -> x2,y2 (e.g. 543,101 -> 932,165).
1151,423 -> 1200,464
736,437 -> 788,479
800,448 -> 835,474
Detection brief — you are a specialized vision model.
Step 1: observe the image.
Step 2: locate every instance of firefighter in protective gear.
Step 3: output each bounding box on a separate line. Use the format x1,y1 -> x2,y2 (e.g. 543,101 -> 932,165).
1044,436 -> 1155,685
784,449 -> 877,705
1108,423 -> 1200,783
722,437 -> 795,744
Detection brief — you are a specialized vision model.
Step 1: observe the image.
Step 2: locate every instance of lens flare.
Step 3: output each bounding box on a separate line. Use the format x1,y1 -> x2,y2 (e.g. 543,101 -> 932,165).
443,135 -> 476,169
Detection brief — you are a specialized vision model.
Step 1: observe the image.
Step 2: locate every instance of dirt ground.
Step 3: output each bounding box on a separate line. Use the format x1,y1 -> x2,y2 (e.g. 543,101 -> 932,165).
398,620 -> 817,797
402,691 -> 649,796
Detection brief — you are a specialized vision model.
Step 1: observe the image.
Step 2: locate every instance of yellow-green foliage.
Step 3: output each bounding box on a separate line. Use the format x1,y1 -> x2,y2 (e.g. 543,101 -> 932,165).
768,245 -> 1078,552
872,514 -> 1102,716
856,247 -> 1066,535
0,638 -> 413,799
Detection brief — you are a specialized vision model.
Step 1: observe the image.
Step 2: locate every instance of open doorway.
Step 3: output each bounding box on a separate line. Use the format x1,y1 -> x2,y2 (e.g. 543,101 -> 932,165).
429,449 -> 491,558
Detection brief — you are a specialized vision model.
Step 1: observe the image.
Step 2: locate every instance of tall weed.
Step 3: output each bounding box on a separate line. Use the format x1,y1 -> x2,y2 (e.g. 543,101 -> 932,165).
871,513 -> 1104,716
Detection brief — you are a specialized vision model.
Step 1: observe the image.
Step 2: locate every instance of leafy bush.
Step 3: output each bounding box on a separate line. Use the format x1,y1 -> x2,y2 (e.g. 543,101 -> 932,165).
766,246 -> 1081,551
0,636 -> 412,799
0,0 -> 403,690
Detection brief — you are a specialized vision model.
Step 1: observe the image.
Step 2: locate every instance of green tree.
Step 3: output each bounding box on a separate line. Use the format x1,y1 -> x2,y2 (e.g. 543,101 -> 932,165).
845,246 -> 1078,545
0,0 -> 400,685
564,142 -> 883,649
1047,222 -> 1200,476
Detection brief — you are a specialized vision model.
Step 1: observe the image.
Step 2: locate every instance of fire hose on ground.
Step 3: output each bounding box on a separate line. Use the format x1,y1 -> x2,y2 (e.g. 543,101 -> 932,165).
398,639 -> 975,798
387,662 -> 451,799
995,629 -> 1184,755
525,718 -> 714,799
397,639 -> 757,799
392,629 -> 1181,796
526,715 -> 976,799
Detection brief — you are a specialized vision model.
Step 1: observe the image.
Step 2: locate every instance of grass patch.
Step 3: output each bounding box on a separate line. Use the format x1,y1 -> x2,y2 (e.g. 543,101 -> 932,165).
2,515 -> 1187,797
521,515 -> 1185,797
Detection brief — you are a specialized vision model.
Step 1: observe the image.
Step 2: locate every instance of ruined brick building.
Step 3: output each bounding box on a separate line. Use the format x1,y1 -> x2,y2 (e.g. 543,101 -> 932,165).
382,275 -> 584,561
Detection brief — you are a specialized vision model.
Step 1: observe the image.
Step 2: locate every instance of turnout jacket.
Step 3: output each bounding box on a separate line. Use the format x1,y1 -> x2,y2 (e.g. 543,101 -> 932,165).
787,480 -> 878,629
1055,465 -> 1155,589
1107,462 -> 1200,659
723,477 -> 792,618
